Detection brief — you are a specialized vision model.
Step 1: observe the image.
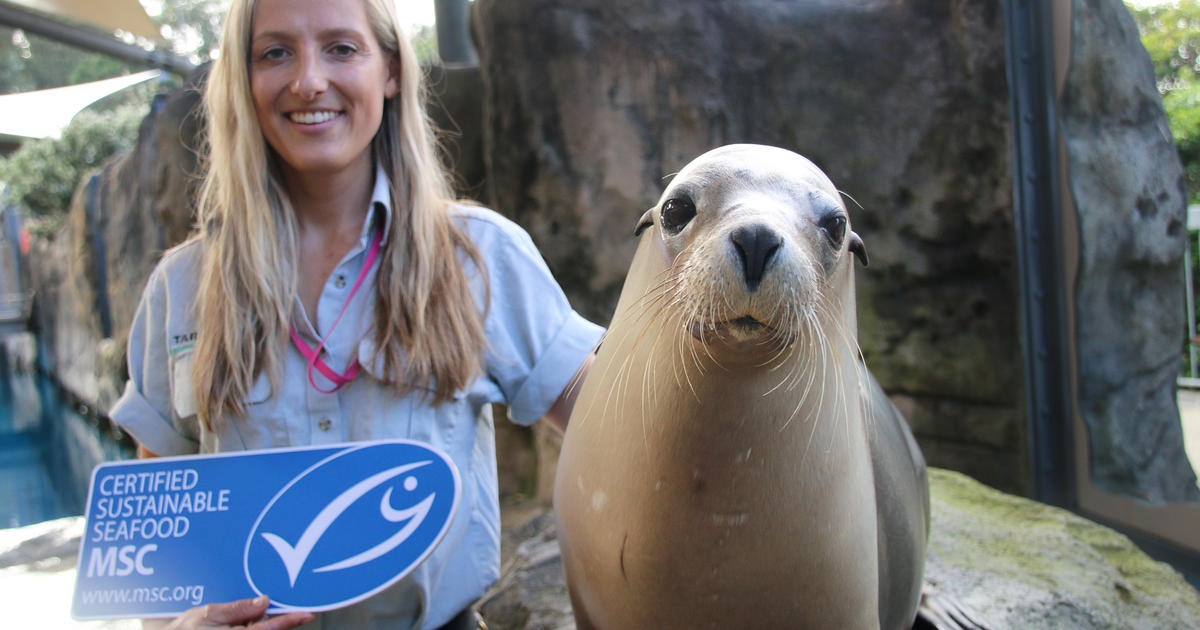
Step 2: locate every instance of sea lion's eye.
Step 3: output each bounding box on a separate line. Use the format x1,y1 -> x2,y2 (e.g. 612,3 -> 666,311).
819,214 -> 847,248
661,197 -> 697,234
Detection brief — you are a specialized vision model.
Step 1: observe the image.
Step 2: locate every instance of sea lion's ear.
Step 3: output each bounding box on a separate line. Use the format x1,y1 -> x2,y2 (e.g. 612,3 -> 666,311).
634,208 -> 655,237
849,232 -> 869,266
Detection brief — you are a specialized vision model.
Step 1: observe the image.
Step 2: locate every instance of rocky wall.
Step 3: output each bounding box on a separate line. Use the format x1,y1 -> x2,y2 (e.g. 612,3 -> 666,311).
473,0 -> 1026,493
31,68 -> 207,416
1064,0 -> 1199,502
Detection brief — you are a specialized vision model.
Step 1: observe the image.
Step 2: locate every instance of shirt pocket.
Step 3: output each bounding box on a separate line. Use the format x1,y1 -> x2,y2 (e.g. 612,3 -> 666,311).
170,351 -> 273,416
171,349 -> 288,450
169,349 -> 198,420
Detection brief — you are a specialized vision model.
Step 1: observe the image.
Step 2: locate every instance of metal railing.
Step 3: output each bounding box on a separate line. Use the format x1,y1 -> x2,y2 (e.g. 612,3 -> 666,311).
0,291 -> 31,320
1181,205 -> 1200,389
0,200 -> 31,332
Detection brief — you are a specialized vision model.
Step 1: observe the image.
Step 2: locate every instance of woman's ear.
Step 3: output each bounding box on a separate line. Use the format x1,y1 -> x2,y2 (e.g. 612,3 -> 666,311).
384,58 -> 401,99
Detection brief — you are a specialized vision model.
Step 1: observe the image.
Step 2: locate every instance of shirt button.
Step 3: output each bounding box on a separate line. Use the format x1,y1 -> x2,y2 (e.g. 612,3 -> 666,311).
318,417 -> 332,431
335,275 -> 346,289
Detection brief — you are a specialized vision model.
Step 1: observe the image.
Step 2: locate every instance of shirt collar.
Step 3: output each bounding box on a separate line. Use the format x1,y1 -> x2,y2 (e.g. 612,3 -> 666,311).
364,160 -> 393,247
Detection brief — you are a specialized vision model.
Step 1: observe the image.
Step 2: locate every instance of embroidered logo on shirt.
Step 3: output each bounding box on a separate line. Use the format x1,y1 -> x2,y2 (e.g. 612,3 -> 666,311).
169,332 -> 197,355
243,442 -> 460,609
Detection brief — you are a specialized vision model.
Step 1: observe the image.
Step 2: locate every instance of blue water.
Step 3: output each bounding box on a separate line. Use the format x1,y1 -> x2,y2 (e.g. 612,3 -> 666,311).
0,362 -> 133,528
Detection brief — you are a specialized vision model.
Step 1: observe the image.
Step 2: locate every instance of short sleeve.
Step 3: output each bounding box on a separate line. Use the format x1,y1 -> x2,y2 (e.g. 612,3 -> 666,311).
109,261 -> 200,456
466,210 -> 604,424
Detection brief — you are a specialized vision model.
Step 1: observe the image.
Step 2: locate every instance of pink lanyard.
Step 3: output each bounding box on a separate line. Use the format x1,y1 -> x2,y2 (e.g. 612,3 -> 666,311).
289,228 -> 382,393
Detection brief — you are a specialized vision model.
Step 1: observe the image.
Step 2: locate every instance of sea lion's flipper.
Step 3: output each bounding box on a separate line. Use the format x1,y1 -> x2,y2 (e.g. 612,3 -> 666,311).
863,367 -> 929,630
915,586 -> 992,630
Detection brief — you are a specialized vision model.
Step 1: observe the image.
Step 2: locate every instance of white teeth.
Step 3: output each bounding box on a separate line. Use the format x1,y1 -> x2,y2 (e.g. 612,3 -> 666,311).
289,111 -> 337,124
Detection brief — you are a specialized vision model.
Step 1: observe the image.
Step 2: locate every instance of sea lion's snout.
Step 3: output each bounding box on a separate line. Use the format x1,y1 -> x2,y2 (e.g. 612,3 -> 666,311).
729,224 -> 783,291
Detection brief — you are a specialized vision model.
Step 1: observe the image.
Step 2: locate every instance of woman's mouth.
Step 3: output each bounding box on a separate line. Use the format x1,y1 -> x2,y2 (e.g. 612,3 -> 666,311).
288,110 -> 339,125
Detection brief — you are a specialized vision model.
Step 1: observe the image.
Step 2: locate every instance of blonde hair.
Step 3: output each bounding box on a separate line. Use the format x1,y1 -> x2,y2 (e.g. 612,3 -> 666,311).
192,0 -> 486,429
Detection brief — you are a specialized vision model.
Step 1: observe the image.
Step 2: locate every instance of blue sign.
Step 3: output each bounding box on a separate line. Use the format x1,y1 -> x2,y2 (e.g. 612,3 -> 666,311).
71,440 -> 460,620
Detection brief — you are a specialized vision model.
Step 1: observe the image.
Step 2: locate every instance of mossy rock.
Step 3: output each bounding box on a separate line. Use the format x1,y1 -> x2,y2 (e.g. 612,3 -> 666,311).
926,468 -> 1200,629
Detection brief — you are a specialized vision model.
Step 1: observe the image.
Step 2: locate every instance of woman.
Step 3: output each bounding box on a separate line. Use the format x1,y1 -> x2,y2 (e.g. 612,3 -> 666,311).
111,0 -> 602,627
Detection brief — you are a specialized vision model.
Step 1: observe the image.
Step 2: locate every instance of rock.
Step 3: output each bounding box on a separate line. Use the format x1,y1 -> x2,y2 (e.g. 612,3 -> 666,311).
0,516 -> 138,629
491,405 -> 563,505
425,64 -> 488,201
472,0 -> 1025,493
33,65 -> 209,416
479,510 -> 575,630
925,468 -> 1200,628
480,470 -> 1200,630
0,516 -> 83,570
1063,0 -> 1199,502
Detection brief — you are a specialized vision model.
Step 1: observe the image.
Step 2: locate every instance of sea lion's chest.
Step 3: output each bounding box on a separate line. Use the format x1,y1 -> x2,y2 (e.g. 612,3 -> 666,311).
556,346 -> 880,629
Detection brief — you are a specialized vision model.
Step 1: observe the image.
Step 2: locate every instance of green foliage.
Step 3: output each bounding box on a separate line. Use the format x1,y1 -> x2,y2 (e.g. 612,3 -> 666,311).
0,27 -> 142,94
151,0 -> 230,64
410,25 -> 439,65
1166,81 -> 1200,203
69,55 -> 135,86
148,1 -> 437,65
1131,0 -> 1200,90
1130,0 -> 1200,203
0,104 -> 145,219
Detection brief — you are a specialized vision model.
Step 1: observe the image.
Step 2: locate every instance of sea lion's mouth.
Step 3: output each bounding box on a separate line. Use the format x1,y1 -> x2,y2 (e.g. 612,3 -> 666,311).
728,316 -> 766,334
689,315 -> 772,342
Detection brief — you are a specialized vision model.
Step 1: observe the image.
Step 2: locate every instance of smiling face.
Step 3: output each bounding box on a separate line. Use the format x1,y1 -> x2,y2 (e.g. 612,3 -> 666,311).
249,0 -> 398,181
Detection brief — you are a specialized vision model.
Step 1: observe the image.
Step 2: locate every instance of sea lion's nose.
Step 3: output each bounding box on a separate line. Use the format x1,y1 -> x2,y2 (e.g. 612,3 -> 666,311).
730,224 -> 782,291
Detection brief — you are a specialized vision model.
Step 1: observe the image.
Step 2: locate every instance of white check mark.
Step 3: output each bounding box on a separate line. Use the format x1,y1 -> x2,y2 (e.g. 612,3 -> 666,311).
260,461 -> 431,587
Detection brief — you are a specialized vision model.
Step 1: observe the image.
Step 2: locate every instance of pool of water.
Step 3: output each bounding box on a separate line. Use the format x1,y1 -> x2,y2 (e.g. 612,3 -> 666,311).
0,359 -> 132,528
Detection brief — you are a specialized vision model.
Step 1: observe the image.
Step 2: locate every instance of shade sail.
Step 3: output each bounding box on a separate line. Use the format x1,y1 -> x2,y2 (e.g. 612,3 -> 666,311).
0,69 -> 161,139
2,0 -> 162,41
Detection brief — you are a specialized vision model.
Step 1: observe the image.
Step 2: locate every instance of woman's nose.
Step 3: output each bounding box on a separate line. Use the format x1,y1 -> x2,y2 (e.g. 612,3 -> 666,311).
290,51 -> 328,100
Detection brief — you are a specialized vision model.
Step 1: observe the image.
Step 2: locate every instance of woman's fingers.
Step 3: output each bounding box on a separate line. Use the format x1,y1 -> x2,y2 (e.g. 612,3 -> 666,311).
248,612 -> 315,630
201,596 -> 270,625
155,597 -> 314,630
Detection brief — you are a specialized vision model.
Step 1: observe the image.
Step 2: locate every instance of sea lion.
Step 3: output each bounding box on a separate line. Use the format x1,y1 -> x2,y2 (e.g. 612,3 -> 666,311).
554,144 -> 929,630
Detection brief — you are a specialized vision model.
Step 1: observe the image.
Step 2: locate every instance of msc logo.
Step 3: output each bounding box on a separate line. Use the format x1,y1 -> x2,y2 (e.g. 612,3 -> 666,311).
243,441 -> 460,610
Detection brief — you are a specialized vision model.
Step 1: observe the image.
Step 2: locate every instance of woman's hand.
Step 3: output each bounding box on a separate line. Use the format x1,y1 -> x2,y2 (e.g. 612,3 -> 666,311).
142,596 -> 314,630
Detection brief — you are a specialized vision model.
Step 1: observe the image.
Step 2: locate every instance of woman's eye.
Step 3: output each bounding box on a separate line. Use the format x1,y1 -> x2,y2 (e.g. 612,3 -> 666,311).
329,43 -> 357,57
260,47 -> 288,61
661,197 -> 697,234
819,214 -> 847,247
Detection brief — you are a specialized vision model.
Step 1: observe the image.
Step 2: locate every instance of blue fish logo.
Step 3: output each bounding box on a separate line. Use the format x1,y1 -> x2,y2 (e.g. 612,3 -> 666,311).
243,441 -> 459,610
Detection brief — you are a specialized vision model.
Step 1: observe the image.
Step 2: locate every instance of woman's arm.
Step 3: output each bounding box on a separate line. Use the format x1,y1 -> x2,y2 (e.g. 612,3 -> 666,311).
543,351 -> 595,433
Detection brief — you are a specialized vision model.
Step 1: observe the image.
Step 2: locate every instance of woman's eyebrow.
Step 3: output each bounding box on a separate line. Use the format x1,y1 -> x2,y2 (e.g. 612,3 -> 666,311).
252,27 -> 369,44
